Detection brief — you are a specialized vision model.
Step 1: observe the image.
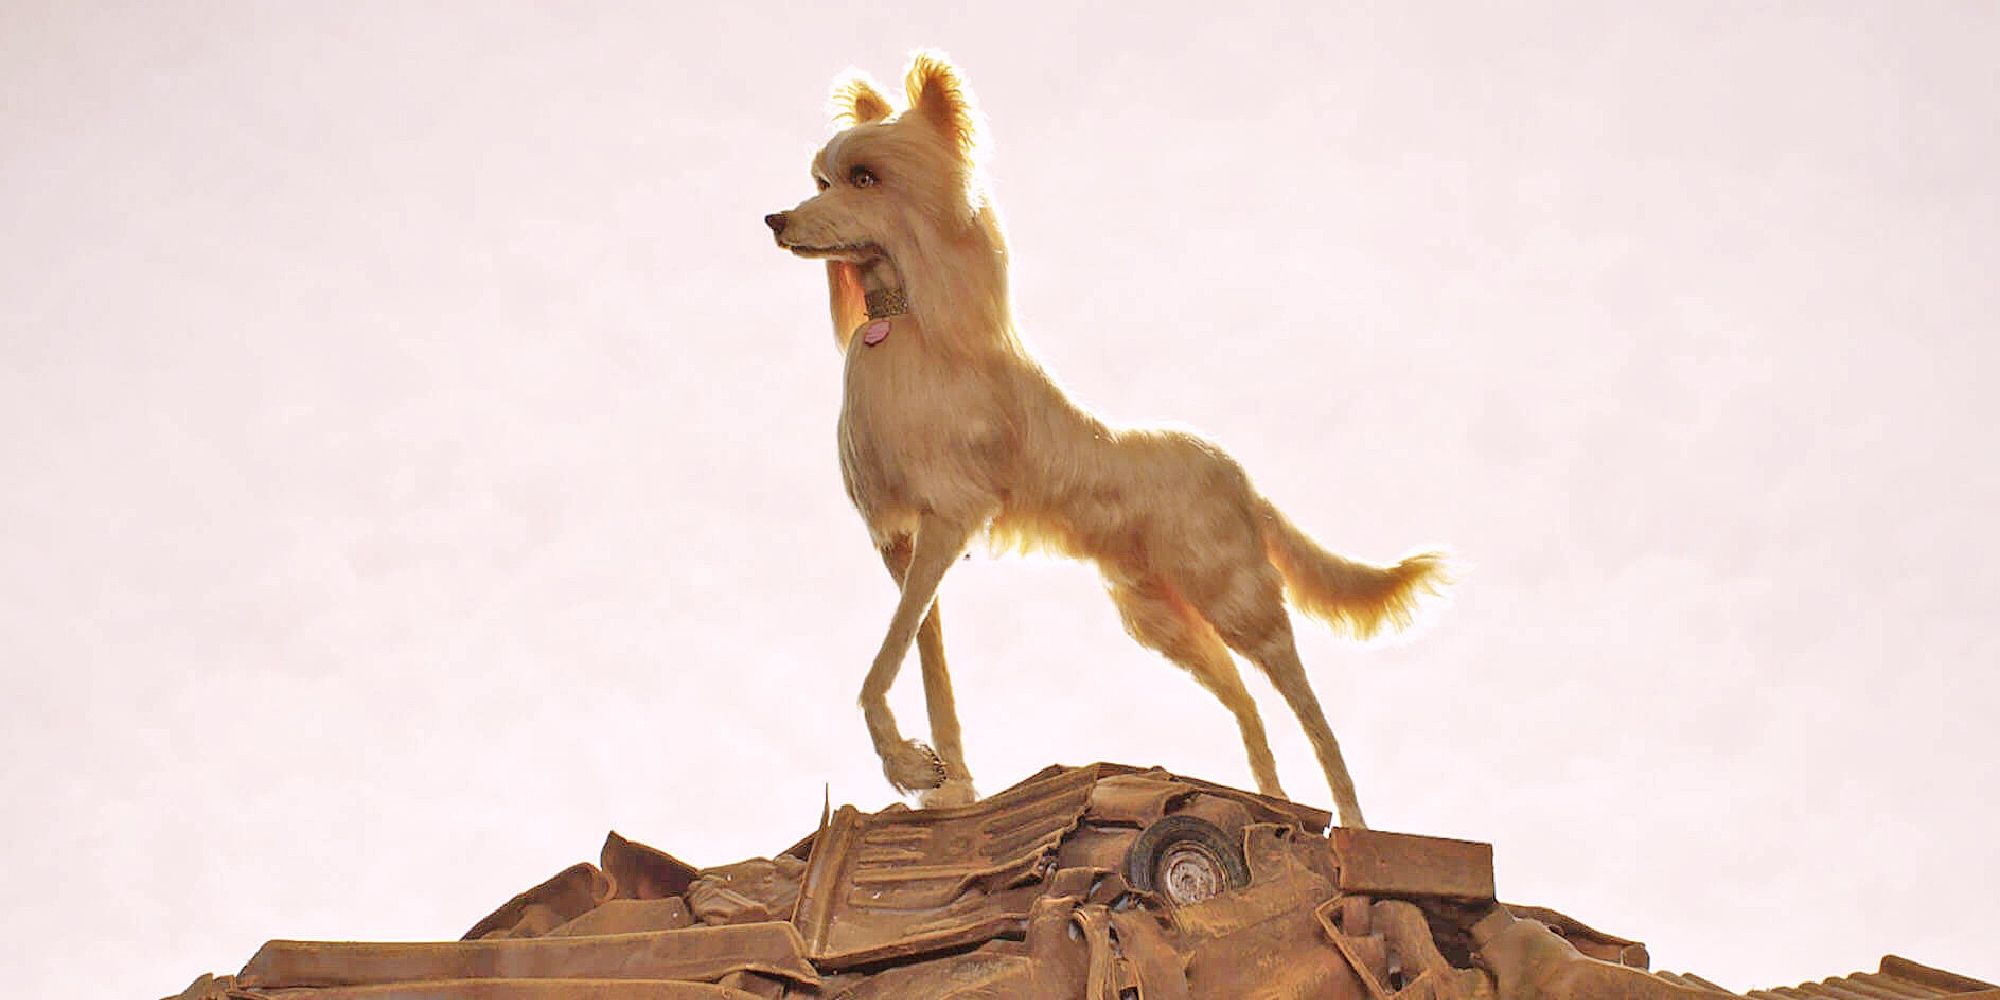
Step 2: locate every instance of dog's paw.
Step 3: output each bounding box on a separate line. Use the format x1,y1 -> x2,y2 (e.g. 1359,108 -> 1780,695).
883,740 -> 946,793
918,777 -> 979,809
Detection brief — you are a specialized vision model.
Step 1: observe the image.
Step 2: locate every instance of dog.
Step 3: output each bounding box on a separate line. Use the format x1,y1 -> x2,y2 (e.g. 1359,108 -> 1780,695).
764,51 -> 1446,828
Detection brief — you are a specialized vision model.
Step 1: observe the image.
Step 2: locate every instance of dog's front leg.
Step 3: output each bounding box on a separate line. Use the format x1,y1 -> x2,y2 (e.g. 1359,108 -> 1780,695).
881,541 -> 977,807
912,604 -> 977,806
861,514 -> 976,797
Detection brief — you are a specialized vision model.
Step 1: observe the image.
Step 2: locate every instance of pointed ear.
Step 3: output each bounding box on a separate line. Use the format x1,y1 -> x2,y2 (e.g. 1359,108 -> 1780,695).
829,70 -> 893,127
903,49 -> 983,157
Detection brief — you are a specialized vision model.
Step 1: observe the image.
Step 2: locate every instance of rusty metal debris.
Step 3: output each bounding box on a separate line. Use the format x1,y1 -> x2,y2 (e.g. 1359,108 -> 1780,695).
165,763 -> 1994,1000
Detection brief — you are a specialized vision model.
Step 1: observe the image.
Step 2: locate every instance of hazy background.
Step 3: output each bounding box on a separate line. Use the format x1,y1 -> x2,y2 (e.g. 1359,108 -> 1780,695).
3,3 -> 1995,996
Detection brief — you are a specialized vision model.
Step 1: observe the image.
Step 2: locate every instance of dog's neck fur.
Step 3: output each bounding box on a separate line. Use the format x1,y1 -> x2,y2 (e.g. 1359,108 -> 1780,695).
857,258 -> 908,318
851,209 -> 1023,360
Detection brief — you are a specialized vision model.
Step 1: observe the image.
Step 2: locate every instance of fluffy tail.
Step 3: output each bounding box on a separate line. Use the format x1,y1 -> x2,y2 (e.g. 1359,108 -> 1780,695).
1260,502 -> 1449,640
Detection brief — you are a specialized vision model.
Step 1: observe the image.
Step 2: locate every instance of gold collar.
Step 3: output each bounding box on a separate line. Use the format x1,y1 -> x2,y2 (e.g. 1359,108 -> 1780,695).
864,287 -> 909,319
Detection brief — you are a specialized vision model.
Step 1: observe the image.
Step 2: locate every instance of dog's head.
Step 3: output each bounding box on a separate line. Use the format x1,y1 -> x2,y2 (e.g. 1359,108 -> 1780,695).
765,50 -> 993,271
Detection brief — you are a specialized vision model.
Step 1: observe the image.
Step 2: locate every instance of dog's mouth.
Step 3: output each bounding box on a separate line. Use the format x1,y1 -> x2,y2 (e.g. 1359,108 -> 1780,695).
782,241 -> 882,264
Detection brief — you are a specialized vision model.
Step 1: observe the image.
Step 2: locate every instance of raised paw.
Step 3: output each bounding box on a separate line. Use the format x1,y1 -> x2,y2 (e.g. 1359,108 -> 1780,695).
882,739 -> 947,794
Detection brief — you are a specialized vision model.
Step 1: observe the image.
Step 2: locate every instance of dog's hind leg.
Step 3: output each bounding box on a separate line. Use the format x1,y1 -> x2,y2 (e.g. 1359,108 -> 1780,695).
862,514 -> 978,798
882,540 -> 976,806
1254,637 -> 1366,829
1108,576 -> 1285,799
1199,565 -> 1369,829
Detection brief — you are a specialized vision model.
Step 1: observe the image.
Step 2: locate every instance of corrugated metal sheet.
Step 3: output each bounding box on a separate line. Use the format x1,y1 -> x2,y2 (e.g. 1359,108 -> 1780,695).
1693,954 -> 2000,999
792,762 -> 1099,969
1654,969 -> 1737,994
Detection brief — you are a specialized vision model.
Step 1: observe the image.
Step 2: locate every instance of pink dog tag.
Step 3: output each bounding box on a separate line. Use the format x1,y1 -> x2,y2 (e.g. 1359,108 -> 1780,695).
861,319 -> 891,346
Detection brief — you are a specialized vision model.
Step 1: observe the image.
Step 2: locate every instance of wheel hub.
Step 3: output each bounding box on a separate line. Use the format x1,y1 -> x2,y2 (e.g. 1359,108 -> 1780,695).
1158,843 -> 1228,905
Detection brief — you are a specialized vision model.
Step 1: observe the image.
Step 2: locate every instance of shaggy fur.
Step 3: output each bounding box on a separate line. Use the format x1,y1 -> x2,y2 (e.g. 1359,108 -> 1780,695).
766,52 -> 1446,828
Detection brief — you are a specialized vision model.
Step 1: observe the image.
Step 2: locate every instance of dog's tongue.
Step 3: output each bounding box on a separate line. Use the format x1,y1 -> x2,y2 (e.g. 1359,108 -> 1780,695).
862,319 -> 892,346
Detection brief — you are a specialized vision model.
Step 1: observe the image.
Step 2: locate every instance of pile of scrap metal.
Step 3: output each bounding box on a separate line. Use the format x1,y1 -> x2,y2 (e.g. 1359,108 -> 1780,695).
167,763 -> 1995,1000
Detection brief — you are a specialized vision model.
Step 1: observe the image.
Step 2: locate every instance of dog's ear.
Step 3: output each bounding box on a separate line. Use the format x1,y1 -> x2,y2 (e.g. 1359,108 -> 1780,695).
830,71 -> 894,127
903,49 -> 983,157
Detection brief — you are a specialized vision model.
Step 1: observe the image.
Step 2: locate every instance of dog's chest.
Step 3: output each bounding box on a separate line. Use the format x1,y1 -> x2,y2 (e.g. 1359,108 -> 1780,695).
836,325 -> 1007,517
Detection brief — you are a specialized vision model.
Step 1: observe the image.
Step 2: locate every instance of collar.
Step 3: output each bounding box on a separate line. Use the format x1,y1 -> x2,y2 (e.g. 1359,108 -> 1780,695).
865,287 -> 909,319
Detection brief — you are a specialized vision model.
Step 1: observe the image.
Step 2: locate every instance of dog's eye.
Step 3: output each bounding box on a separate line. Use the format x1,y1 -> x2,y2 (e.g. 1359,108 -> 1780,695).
814,176 -> 830,192
850,165 -> 878,188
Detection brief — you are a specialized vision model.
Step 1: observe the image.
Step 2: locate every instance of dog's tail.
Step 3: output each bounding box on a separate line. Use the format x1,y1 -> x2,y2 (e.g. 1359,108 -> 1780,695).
1260,502 -> 1449,640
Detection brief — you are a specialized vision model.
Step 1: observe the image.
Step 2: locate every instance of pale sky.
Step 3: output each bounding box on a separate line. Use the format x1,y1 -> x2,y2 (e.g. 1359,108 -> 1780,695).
2,4 -> 1996,997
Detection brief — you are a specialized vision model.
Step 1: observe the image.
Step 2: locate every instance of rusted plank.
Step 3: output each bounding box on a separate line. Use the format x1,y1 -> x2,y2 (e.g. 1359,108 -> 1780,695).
461,863 -> 612,941
545,898 -> 694,938
1330,828 -> 1494,901
601,832 -> 700,901
1879,956 -> 2000,994
238,922 -> 818,989
232,979 -> 760,999
790,805 -> 860,960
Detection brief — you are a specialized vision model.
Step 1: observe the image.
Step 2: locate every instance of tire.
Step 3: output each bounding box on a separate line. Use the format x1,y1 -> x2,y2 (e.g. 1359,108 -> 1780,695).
1123,815 -> 1250,906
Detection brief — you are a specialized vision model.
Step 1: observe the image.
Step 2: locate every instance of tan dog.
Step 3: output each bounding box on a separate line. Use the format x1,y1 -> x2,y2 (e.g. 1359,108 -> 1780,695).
765,52 -> 1445,828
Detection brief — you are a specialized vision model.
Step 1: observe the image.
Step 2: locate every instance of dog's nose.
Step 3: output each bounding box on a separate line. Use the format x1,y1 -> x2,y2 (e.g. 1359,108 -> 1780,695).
764,212 -> 788,235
